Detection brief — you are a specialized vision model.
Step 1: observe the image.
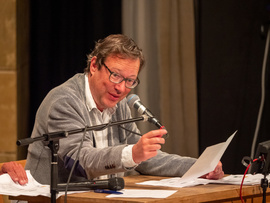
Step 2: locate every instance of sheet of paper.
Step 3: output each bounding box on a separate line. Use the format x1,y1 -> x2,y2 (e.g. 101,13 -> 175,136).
0,170 -> 50,197
180,131 -> 237,182
209,173 -> 270,185
106,189 -> 177,198
0,170 -> 86,198
137,177 -> 210,188
137,173 -> 270,188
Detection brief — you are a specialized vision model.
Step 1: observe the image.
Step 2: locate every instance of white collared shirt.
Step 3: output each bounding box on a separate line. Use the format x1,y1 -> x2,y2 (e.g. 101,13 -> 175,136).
84,74 -> 137,172
85,74 -> 115,149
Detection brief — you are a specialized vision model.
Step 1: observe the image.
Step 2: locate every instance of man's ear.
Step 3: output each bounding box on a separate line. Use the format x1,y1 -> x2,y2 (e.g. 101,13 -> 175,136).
89,56 -> 98,74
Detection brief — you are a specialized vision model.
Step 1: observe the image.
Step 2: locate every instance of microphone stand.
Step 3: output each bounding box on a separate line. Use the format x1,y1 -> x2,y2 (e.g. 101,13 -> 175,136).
257,21 -> 270,203
17,116 -> 147,203
261,172 -> 269,203
259,155 -> 270,203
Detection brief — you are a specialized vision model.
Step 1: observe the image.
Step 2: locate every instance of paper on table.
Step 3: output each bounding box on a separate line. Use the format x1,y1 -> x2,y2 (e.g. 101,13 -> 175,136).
210,173 -> 270,185
137,173 -> 269,188
0,170 -> 86,198
179,131 -> 237,183
0,170 -> 50,197
106,189 -> 177,198
137,177 -> 210,188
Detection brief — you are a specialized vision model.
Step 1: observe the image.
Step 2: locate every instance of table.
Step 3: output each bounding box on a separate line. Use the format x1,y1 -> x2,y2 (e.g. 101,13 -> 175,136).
9,175 -> 270,203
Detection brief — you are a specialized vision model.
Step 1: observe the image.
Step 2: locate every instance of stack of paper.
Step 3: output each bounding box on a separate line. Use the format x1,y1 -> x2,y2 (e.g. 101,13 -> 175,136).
0,171 -> 50,197
0,171 -> 85,198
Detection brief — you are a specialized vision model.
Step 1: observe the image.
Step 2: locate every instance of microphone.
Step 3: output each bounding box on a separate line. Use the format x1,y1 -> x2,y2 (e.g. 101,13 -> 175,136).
57,177 -> 125,191
127,94 -> 163,129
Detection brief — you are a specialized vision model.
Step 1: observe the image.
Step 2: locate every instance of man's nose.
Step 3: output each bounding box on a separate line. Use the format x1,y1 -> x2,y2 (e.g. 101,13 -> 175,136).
115,80 -> 126,92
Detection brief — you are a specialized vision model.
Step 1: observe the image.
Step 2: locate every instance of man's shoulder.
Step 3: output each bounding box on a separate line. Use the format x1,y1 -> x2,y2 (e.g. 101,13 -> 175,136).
39,73 -> 85,108
61,73 -> 85,90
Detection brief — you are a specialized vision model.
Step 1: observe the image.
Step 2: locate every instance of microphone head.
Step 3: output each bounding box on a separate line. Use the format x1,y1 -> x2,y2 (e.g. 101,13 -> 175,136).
108,177 -> 125,191
126,94 -> 164,130
127,94 -> 140,109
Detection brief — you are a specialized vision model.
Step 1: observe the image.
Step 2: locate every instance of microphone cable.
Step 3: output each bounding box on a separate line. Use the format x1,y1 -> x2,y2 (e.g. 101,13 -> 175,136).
94,121 -> 112,131
249,24 -> 270,168
240,157 -> 260,203
64,125 -> 88,203
118,124 -> 169,142
118,124 -> 141,135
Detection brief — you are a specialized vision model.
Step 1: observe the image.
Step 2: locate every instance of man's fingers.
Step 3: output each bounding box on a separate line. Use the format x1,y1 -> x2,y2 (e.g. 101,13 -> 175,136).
15,164 -> 28,185
7,171 -> 19,182
145,129 -> 168,138
2,162 -> 28,185
142,129 -> 167,145
206,170 -> 224,180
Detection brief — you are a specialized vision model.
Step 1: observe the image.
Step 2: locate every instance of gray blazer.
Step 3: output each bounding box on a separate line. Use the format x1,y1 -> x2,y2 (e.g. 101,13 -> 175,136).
25,73 -> 196,184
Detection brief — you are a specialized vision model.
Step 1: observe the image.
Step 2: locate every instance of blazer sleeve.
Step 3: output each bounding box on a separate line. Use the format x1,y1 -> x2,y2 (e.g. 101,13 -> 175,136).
135,150 -> 197,177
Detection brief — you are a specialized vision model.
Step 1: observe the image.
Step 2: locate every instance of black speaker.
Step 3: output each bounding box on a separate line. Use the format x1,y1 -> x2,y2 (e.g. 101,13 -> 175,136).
250,140 -> 270,175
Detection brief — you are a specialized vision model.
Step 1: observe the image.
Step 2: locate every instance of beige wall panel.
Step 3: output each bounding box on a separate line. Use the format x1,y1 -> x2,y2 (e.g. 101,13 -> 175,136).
0,0 -> 16,71
0,72 -> 17,154
0,153 -> 16,163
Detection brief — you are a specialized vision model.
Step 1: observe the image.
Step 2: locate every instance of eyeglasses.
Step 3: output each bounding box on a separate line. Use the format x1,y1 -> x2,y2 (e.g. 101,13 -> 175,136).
103,63 -> 140,89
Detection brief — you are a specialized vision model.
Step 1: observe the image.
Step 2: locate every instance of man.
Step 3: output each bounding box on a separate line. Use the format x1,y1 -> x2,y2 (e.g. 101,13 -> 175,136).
0,161 -> 28,185
25,34 -> 224,184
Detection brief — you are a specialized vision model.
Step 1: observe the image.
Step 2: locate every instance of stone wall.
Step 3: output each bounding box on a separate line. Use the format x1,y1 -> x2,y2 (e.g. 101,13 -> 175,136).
0,0 -> 17,162
0,0 -> 29,162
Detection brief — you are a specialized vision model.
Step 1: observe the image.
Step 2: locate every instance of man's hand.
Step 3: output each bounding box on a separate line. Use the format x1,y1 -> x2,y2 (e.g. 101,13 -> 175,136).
132,129 -> 167,163
201,161 -> 224,180
0,161 -> 28,185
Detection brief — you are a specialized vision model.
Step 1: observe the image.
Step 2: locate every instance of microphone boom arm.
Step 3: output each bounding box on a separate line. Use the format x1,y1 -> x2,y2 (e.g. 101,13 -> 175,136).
17,116 -> 148,146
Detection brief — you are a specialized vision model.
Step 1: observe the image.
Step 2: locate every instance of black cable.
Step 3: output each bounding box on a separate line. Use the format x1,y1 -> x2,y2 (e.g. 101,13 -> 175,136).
94,121 -> 112,131
118,125 -> 142,136
118,125 -> 169,140
64,126 -> 88,203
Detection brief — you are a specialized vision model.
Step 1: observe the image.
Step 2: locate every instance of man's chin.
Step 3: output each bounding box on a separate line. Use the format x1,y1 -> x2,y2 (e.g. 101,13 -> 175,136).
104,101 -> 118,109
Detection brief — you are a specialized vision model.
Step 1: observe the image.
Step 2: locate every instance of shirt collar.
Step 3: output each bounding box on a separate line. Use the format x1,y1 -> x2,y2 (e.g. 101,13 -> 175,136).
85,74 -> 116,115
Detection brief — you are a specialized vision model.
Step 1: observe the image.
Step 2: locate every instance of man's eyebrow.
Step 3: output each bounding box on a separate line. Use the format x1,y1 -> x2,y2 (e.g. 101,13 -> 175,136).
111,68 -> 138,78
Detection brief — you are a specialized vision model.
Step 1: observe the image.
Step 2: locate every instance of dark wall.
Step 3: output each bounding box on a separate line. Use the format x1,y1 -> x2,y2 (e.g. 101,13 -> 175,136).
195,0 -> 270,174
29,0 -> 122,132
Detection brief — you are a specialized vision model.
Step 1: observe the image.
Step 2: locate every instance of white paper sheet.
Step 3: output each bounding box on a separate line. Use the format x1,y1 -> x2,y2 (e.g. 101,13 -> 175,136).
137,173 -> 270,188
180,131 -> 237,182
0,170 -> 50,197
210,173 -> 270,185
106,189 -> 177,198
0,170 -> 86,198
137,177 -> 210,188
137,131 -> 238,188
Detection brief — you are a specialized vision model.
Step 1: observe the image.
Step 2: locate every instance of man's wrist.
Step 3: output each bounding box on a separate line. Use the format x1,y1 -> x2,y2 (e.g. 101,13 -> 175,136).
122,145 -> 139,168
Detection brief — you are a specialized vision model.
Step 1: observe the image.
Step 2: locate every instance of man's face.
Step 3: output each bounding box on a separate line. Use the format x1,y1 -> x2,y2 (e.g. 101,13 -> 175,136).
88,55 -> 140,111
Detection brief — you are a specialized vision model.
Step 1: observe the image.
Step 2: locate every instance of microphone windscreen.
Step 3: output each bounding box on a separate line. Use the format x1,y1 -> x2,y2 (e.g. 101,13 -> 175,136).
108,177 -> 125,190
57,177 -> 125,191
127,94 -> 139,108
